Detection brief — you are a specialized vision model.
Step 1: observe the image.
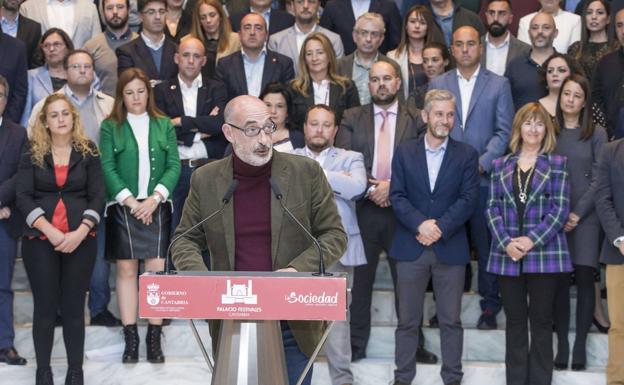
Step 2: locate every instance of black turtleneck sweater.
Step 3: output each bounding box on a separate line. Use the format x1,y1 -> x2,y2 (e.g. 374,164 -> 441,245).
232,153 -> 273,271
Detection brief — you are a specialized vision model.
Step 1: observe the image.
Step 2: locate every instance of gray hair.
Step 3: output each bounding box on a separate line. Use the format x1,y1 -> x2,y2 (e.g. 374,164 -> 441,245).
354,12 -> 385,32
0,75 -> 9,98
423,89 -> 456,112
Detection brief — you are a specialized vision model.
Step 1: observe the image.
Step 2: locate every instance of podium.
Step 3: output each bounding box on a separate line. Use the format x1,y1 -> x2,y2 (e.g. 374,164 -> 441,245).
139,271 -> 348,385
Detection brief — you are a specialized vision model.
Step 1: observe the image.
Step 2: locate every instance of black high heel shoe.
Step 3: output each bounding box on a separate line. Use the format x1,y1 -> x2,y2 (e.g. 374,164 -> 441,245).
593,317 -> 610,334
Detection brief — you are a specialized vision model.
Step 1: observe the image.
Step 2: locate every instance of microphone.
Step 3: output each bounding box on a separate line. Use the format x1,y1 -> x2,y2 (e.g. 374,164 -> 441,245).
269,177 -> 332,277
160,179 -> 239,274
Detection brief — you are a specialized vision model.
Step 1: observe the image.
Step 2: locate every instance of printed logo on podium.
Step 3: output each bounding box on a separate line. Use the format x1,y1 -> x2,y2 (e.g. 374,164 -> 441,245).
221,279 -> 258,305
146,283 -> 160,305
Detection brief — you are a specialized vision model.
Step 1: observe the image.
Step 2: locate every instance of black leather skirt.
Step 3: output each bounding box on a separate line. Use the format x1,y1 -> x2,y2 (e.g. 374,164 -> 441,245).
105,202 -> 171,260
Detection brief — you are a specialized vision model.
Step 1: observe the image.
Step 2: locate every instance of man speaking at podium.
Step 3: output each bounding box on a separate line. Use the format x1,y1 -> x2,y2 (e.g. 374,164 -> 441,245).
171,95 -> 347,385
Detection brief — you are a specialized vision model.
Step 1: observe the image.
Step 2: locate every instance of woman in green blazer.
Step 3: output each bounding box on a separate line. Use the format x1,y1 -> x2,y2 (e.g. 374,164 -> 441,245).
99,68 -> 180,364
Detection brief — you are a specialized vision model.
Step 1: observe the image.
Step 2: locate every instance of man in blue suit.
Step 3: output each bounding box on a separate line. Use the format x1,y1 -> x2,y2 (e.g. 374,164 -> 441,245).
428,25 -> 513,329
389,88 -> 479,385
0,75 -> 28,366
292,104 -> 367,385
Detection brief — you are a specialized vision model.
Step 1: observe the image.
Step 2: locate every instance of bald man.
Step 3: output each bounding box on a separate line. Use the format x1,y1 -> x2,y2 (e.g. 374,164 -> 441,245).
154,36 -> 229,234
171,96 -> 347,385
429,26 -> 514,330
505,11 -> 557,110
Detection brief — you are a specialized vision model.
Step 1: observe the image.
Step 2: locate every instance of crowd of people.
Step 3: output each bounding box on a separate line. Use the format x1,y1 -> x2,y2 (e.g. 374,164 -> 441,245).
0,0 -> 623,385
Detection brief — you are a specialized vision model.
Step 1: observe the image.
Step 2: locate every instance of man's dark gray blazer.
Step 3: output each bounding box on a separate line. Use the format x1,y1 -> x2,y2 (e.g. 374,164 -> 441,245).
15,15 -> 41,69
319,0 -> 402,55
595,139 -> 624,264
480,33 -> 531,71
0,32 -> 27,123
116,36 -> 178,82
215,49 -> 294,100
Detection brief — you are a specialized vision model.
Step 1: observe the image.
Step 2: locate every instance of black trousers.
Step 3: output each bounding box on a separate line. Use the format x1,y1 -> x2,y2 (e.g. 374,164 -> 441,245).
22,236 -> 96,369
498,273 -> 560,385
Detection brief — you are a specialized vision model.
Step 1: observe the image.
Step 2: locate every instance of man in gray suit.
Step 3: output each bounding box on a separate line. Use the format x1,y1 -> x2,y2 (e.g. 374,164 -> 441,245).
481,0 -> 530,76
268,0 -> 344,75
20,0 -> 101,48
336,60 -> 435,364
336,12 -> 401,105
595,139 -> 624,385
429,25 -> 514,330
292,104 -> 367,385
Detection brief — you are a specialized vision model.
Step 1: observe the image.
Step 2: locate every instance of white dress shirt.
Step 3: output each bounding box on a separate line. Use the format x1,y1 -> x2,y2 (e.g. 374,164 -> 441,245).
242,48 -> 267,97
424,134 -> 448,191
47,0 -> 75,38
141,32 -> 165,50
485,33 -> 510,76
457,65 -> 480,130
312,79 -> 331,105
517,9 -> 581,53
372,100 -> 398,180
294,23 -> 314,55
177,74 -> 209,161
350,0 -> 371,20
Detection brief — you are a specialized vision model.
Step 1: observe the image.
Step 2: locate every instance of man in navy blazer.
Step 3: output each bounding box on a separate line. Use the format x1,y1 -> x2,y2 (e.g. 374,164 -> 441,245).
215,13 -> 294,100
0,28 -> 27,124
229,0 -> 294,35
428,25 -> 513,330
389,88 -> 479,385
319,0 -> 402,55
0,75 -> 28,366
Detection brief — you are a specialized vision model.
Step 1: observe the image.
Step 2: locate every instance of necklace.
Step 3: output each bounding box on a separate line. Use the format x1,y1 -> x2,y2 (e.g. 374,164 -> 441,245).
516,164 -> 535,204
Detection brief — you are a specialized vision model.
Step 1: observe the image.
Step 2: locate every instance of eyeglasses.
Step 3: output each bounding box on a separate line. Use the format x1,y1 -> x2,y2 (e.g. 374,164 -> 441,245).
354,29 -> 383,39
42,41 -> 65,50
226,121 -> 276,137
142,8 -> 166,16
68,63 -> 93,70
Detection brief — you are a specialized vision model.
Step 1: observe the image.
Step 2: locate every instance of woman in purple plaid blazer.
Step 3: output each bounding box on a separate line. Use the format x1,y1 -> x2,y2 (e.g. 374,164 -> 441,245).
486,102 -> 573,385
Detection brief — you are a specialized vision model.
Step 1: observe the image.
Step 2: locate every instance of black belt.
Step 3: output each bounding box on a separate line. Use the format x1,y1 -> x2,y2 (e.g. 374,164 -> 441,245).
180,158 -> 210,168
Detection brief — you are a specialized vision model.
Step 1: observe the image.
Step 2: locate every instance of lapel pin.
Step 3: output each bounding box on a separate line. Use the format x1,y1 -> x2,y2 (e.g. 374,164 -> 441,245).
170,85 -> 177,90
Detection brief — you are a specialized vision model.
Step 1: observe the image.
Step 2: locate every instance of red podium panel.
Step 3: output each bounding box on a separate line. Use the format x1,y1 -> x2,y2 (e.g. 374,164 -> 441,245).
139,271 -> 347,321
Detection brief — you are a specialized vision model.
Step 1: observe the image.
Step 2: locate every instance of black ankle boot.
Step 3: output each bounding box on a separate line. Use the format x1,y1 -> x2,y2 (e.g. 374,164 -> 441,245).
36,367 -> 54,385
146,324 -> 165,363
122,324 -> 139,363
64,368 -> 83,385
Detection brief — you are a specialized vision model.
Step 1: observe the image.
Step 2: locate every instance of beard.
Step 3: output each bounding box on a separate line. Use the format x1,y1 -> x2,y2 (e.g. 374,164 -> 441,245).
233,142 -> 273,166
306,138 -> 330,153
488,21 -> 508,38
106,14 -> 129,30
371,88 -> 398,106
429,124 -> 450,139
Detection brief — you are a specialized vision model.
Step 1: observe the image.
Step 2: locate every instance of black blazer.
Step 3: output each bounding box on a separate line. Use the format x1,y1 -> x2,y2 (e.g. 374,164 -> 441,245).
116,36 -> 178,83
16,143 -> 105,237
229,8 -> 294,35
154,77 -> 229,159
287,79 -> 361,131
215,49 -> 295,100
0,32 -> 27,123
164,9 -> 193,43
16,15 -> 42,69
319,0 -> 402,55
0,118 -> 27,237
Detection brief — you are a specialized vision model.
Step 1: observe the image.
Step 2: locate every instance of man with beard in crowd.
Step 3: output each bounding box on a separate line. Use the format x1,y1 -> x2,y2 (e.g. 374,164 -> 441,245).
481,0 -> 530,76
83,0 -> 137,96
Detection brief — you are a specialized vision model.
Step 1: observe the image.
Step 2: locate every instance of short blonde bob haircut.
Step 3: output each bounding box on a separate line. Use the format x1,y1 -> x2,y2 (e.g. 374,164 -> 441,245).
508,102 -> 557,154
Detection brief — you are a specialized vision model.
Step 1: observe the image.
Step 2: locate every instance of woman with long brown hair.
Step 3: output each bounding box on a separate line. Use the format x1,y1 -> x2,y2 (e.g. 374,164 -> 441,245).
287,32 -> 360,131
99,68 -> 180,364
387,5 -> 446,101
188,0 -> 240,77
17,93 -> 104,385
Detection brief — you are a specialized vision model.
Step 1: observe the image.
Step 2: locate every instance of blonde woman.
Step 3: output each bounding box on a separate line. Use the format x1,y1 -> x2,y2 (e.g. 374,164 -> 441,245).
16,93 -> 105,385
287,32 -> 360,131
188,0 -> 240,77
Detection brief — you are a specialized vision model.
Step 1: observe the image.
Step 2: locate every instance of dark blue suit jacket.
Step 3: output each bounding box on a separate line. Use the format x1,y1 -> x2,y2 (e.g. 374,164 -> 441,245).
116,36 -> 178,82
0,32 -> 28,123
154,76 -> 229,159
215,49 -> 294,100
389,136 -> 480,264
319,0 -> 401,55
0,118 -> 27,236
